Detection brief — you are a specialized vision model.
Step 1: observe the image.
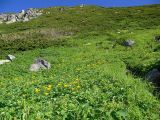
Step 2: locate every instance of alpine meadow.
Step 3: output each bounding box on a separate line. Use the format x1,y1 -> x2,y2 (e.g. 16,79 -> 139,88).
0,4 -> 160,120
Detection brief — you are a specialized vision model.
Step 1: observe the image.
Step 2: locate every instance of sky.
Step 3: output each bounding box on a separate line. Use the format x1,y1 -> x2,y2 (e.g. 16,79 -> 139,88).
0,0 -> 160,13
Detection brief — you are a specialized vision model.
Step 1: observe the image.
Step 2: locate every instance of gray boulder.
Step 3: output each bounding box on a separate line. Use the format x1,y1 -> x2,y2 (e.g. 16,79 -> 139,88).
146,69 -> 160,85
29,58 -> 51,72
123,40 -> 135,47
35,58 -> 51,69
6,54 -> 16,61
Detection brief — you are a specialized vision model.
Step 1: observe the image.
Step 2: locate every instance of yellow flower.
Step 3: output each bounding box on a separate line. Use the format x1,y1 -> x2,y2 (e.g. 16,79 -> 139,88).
76,68 -> 81,71
48,84 -> 52,88
58,83 -> 62,86
75,79 -> 80,83
71,88 -> 75,91
45,92 -> 49,96
64,84 -> 69,88
46,87 -> 52,91
77,85 -> 81,89
70,81 -> 76,85
35,88 -> 40,93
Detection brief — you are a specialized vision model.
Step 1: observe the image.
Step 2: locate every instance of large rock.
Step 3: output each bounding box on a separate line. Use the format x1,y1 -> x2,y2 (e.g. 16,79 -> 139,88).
29,58 -> 51,72
146,68 -> 160,86
123,40 -> 135,47
6,14 -> 17,24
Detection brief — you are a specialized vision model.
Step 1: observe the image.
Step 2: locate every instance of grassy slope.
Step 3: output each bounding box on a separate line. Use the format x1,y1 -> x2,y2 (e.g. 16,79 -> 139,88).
0,5 -> 160,119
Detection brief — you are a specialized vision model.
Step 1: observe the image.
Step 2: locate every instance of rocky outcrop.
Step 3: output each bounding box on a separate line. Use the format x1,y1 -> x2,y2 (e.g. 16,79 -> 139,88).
0,8 -> 42,24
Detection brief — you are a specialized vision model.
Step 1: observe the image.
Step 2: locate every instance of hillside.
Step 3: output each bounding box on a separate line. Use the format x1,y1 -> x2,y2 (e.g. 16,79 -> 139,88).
0,5 -> 160,119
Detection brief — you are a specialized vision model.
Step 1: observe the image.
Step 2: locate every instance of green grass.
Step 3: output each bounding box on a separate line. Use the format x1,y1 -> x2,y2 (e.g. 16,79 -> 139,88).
0,4 -> 160,119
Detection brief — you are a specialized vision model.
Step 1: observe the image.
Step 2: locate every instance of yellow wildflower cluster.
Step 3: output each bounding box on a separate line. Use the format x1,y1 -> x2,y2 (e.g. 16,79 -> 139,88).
34,84 -> 52,96
57,79 -> 81,91
44,84 -> 52,96
35,88 -> 40,93
46,84 -> 52,91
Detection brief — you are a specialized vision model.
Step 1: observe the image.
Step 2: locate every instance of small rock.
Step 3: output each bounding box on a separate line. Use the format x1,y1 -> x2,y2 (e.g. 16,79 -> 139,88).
123,40 -> 135,47
21,10 -> 25,14
0,20 -> 3,24
146,68 -> 160,85
84,43 -> 91,46
80,4 -> 85,8
6,54 -> 15,61
155,35 -> 160,42
0,60 -> 11,65
59,7 -> 65,12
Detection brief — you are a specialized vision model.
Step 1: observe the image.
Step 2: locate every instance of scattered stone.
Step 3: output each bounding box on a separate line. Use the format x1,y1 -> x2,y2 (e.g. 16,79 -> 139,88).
59,7 -> 65,12
6,54 -> 16,61
80,4 -> 85,8
155,35 -> 160,42
0,60 -> 11,65
46,12 -> 51,14
146,68 -> 160,86
123,40 -> 135,47
29,58 -> 51,72
84,43 -> 91,46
